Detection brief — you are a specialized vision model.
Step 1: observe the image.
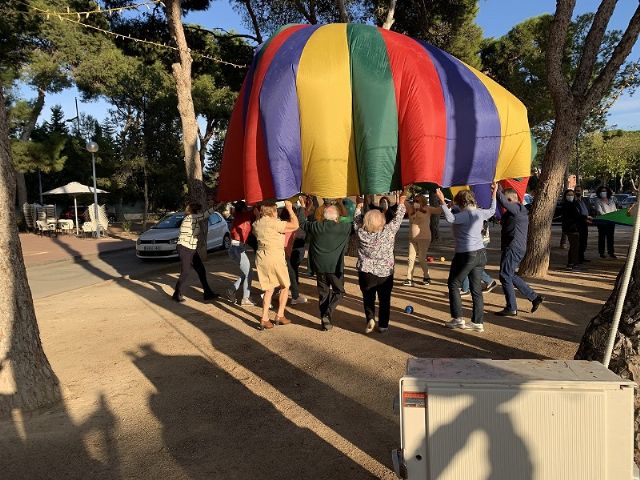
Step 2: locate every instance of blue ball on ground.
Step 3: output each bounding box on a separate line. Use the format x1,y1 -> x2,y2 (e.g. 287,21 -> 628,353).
404,305 -> 414,314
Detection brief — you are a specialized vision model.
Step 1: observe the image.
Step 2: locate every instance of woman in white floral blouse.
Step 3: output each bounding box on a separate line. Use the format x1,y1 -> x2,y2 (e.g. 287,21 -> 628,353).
354,195 -> 407,334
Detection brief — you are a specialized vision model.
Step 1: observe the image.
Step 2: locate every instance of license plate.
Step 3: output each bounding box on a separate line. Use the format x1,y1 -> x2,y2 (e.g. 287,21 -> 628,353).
140,244 -> 162,251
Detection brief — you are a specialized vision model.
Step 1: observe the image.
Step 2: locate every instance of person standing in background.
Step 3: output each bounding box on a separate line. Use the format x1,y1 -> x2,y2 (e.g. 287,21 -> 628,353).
594,185 -> 618,259
226,201 -> 256,306
404,195 -> 441,287
573,186 -> 591,263
561,189 -> 583,270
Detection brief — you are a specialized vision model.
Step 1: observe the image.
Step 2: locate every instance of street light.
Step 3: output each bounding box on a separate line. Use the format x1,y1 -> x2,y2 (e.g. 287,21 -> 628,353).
86,141 -> 101,238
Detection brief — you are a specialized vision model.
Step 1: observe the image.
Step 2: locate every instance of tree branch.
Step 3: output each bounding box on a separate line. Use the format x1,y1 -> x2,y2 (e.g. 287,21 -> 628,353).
546,0 -> 576,106
293,0 -> 313,23
586,3 -> 640,112
242,0 -> 263,44
382,0 -> 397,30
572,0 -> 616,96
184,24 -> 260,43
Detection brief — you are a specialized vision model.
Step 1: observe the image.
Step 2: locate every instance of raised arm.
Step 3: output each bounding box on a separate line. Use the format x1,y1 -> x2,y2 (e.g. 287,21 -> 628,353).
387,196 -> 407,233
436,188 -> 456,223
354,197 -> 364,230
497,190 -> 520,216
283,201 -> 300,233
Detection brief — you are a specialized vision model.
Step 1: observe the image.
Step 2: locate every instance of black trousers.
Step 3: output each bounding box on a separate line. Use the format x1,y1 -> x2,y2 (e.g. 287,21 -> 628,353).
447,249 -> 487,324
578,224 -> 588,262
358,271 -> 394,328
565,231 -> 580,266
316,272 -> 345,320
174,244 -> 214,297
597,223 -> 615,255
287,245 -> 304,300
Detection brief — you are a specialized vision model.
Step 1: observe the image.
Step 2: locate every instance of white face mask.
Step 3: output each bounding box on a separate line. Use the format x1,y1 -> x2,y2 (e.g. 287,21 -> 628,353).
566,195 -> 575,202
600,192 -> 608,199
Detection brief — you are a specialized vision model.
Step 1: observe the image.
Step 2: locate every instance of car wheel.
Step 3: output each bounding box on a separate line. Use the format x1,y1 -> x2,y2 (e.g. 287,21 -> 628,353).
222,233 -> 231,250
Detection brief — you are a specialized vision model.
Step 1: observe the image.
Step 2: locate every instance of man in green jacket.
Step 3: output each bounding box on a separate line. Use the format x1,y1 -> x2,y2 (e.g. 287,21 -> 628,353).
298,196 -> 353,331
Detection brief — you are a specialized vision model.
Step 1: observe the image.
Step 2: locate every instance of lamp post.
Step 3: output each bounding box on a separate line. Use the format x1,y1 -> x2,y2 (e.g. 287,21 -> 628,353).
86,141 -> 101,238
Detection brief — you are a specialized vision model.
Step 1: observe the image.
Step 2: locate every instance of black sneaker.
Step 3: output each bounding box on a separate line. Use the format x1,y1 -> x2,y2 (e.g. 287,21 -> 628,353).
609,254 -> 618,259
403,279 -> 413,286
531,295 -> 544,313
321,316 -> 333,331
495,308 -> 517,317
483,280 -> 498,293
203,291 -> 220,301
423,277 -> 431,286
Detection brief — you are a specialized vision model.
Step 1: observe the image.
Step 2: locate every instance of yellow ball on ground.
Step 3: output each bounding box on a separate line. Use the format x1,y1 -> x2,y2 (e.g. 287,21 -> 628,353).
440,256 -> 446,262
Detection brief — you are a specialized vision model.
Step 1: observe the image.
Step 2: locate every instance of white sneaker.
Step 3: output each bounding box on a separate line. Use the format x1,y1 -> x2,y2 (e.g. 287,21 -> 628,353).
239,297 -> 256,306
365,319 -> 376,334
445,318 -> 466,329
291,295 -> 308,305
378,326 -> 389,333
463,322 -> 484,332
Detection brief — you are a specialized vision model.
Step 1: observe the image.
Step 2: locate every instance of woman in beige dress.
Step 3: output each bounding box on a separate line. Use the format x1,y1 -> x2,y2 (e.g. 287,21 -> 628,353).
252,200 -> 299,330
404,195 -> 442,286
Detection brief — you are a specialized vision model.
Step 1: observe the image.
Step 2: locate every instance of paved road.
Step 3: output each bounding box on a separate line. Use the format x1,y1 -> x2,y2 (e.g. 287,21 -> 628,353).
26,248 -> 177,299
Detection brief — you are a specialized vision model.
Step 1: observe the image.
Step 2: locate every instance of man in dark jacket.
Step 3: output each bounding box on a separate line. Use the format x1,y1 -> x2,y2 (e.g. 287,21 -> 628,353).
573,186 -> 591,263
495,188 -> 544,317
298,196 -> 353,331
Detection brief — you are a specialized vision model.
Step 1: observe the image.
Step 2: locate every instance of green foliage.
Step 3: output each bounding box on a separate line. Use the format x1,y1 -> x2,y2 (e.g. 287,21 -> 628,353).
482,13 -> 640,134
371,0 -> 483,68
11,134 -> 67,174
581,130 -> 640,185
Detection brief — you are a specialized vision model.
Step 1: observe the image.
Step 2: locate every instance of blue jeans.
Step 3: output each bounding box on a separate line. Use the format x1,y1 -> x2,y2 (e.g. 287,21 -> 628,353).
228,243 -> 252,299
448,249 -> 487,324
461,270 -> 493,292
499,248 -> 537,311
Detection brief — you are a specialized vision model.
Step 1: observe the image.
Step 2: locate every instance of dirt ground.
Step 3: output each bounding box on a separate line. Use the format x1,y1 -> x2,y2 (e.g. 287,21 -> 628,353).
0,223 -> 632,479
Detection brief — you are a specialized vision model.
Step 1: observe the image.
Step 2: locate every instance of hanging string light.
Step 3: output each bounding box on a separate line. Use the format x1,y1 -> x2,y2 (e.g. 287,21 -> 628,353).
13,0 -> 248,68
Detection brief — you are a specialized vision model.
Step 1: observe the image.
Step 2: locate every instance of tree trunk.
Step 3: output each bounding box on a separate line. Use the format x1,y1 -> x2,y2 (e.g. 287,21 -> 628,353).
165,0 -> 208,259
520,117 -> 580,277
142,160 -> 148,232
165,0 -> 206,206
336,0 -> 348,22
0,87 -> 60,416
575,248 -> 640,464
15,87 -> 46,210
382,0 -> 397,30
242,0 -> 263,44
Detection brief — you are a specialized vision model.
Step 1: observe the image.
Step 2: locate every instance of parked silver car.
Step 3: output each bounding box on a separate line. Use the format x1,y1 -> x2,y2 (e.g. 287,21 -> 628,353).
136,211 -> 231,259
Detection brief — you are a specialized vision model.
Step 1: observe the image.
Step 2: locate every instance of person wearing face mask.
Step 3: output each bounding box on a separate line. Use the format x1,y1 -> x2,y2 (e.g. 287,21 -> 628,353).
494,186 -> 544,316
573,186 -> 592,263
404,195 -> 442,286
436,184 -> 497,333
594,186 -> 618,259
561,189 -> 583,270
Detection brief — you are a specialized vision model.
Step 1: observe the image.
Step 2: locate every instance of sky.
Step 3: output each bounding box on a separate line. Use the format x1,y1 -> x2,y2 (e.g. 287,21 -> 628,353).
22,0 -> 640,130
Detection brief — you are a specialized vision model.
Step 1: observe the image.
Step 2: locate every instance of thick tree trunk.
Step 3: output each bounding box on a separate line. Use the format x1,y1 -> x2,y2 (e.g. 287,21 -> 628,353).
575,249 -> 640,463
15,87 -> 46,210
165,0 -> 208,259
0,87 -> 60,416
520,117 -> 581,277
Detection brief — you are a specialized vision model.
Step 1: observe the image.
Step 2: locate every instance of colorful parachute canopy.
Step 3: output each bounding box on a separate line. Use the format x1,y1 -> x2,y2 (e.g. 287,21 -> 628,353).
217,23 -> 533,203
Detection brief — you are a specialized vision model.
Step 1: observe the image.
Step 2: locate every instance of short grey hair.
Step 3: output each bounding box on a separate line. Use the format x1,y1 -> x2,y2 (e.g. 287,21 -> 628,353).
323,205 -> 339,222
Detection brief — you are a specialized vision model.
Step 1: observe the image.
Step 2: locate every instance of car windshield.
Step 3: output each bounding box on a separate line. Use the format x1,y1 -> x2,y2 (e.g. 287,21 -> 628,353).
152,213 -> 185,229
